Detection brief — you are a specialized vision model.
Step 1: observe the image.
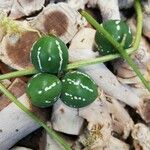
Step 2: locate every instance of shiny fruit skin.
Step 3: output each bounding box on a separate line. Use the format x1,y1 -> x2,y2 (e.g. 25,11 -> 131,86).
31,36 -> 68,74
95,20 -> 132,55
61,71 -> 98,108
26,73 -> 62,108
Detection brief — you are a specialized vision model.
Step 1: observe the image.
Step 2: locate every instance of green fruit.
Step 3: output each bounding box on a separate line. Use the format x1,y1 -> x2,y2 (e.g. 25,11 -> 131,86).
95,20 -> 133,55
26,73 -> 62,108
31,36 -> 68,74
61,71 -> 98,108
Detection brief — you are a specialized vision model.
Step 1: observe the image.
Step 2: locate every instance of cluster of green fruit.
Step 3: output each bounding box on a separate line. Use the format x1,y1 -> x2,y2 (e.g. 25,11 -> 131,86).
27,20 -> 132,109
27,36 -> 98,108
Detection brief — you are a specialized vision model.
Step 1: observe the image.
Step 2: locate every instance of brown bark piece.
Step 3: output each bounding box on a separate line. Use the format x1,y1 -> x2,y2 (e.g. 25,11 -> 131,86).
0,78 -> 26,111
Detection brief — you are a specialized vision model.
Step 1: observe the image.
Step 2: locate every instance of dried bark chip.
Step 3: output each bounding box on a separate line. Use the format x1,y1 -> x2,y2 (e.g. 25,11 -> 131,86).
0,93 -> 46,149
59,108 -> 65,113
0,78 -> 26,111
28,99 -> 48,121
30,3 -> 87,44
6,32 -> 39,68
44,11 -> 68,36
140,98 -> 150,123
26,0 -> 35,3
0,62 -> 12,74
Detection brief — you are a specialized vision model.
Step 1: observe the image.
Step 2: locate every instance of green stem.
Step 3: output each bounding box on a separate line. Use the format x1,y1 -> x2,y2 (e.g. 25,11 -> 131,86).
0,52 -> 131,80
80,0 -> 150,91
0,68 -> 37,80
0,83 -> 71,150
120,50 -> 150,91
0,50 -> 141,80
133,0 -> 143,50
0,46 -> 139,80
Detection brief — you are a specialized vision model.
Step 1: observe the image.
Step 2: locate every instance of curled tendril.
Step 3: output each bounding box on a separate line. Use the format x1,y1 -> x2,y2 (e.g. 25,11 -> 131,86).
0,10 -> 41,37
0,11 -> 22,34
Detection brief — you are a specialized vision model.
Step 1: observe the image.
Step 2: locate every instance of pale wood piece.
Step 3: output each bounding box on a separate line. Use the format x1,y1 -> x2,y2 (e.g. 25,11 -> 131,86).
51,99 -> 84,135
30,2 -> 87,44
0,94 -> 46,150
132,123 -> 150,150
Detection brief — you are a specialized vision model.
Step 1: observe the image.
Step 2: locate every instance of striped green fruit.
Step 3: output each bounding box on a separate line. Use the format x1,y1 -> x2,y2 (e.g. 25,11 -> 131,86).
31,36 -> 68,74
61,71 -> 98,108
95,20 -> 133,55
26,73 -> 62,108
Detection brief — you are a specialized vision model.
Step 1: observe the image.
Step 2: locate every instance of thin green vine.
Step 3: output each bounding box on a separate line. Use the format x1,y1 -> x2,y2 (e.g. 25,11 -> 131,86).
0,68 -> 37,80
0,83 -> 71,150
132,0 -> 143,50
